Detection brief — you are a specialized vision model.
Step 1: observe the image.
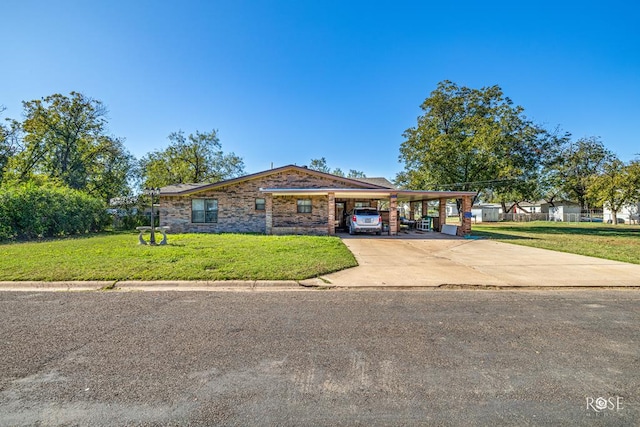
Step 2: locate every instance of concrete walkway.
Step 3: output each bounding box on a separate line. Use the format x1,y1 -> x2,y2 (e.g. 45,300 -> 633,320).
307,233 -> 640,288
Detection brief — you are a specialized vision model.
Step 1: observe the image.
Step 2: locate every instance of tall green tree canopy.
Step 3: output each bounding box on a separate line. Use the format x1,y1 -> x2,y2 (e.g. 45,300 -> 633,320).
397,80 -> 549,203
308,157 -> 366,178
4,92 -> 135,201
533,129 -> 573,206
586,158 -> 637,224
551,136 -> 615,209
308,157 -> 331,174
140,130 -> 245,188
0,106 -> 21,184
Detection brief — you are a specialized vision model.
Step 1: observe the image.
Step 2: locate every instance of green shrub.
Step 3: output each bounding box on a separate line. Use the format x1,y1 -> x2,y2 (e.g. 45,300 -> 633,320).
0,183 -> 109,241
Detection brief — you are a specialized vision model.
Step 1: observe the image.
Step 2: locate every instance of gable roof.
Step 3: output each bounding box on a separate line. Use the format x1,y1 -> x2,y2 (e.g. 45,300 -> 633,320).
159,164 -> 392,196
352,177 -> 396,189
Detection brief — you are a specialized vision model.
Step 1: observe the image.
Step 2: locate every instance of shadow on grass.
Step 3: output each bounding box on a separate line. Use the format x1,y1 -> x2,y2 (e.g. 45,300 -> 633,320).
486,225 -> 640,238
0,230 -> 138,246
470,230 -> 534,240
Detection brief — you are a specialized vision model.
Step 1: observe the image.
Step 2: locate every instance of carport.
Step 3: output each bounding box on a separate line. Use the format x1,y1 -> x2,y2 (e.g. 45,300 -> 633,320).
260,188 -> 476,236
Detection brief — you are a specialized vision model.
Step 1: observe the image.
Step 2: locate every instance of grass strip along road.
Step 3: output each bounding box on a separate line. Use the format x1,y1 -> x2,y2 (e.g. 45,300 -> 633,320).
0,233 -> 357,281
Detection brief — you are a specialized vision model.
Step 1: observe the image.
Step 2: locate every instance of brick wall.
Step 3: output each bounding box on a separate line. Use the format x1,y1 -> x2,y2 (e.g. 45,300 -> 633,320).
159,169 -> 370,234
272,196 -> 328,235
457,196 -> 472,236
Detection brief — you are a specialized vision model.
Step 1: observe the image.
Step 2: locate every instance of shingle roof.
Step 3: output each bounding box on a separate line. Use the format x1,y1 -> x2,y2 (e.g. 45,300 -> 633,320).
159,183 -> 207,194
352,177 -> 396,189
159,164 -> 392,196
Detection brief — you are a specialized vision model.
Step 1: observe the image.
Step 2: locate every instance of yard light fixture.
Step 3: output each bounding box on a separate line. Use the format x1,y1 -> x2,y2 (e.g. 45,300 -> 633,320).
144,187 -> 161,245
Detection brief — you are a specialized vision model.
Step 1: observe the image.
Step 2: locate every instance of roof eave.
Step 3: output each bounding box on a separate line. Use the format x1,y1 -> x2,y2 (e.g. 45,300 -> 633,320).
159,164 -> 390,196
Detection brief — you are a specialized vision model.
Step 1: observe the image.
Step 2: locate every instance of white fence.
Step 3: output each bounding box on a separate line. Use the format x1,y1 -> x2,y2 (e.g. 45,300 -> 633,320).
499,213 -> 549,222
498,210 -> 603,223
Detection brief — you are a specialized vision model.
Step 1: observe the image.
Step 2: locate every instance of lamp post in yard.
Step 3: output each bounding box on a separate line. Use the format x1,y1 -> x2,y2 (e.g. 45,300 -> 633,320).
145,187 -> 160,245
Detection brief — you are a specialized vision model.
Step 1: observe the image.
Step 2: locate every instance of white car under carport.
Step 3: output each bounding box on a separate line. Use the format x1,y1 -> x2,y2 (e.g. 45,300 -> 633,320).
348,208 -> 382,235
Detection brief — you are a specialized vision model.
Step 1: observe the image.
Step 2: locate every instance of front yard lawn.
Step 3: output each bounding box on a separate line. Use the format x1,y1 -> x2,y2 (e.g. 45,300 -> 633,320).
0,233 -> 358,281
472,221 -> 640,265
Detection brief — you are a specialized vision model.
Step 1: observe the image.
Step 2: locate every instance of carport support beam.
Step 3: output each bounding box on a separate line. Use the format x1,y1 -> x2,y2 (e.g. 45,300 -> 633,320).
328,192 -> 335,235
390,194 -> 398,236
265,194 -> 273,235
438,198 -> 447,231
459,195 -> 472,236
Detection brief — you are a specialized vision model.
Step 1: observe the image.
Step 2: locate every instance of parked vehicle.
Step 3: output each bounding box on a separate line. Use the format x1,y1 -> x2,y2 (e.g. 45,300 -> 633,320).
348,208 -> 382,235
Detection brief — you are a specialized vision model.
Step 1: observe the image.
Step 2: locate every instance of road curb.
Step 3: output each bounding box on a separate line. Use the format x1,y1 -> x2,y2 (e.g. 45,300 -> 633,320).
115,280 -> 302,289
0,281 -> 639,292
0,281 -> 113,291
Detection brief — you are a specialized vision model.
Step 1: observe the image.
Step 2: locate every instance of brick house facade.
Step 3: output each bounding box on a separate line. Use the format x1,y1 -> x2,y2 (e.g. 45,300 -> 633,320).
159,166 -> 387,235
159,165 -> 476,236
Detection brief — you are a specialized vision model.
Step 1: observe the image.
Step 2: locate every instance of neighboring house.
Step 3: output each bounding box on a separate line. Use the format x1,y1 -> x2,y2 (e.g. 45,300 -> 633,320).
514,201 -> 543,214
159,165 -> 476,236
603,202 -> 640,224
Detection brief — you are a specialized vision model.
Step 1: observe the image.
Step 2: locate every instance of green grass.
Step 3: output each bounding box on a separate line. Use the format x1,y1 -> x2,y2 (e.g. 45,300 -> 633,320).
0,233 -> 358,281
472,221 -> 640,264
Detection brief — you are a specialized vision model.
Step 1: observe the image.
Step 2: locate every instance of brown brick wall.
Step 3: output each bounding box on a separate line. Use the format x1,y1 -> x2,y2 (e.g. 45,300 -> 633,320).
159,190 -> 267,234
458,196 -> 472,236
272,196 -> 329,235
159,169 -> 369,234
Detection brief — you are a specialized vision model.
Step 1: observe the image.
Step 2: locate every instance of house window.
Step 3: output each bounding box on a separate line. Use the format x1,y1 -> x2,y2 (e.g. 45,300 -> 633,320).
355,201 -> 370,208
192,199 -> 218,223
297,199 -> 312,213
255,198 -> 266,211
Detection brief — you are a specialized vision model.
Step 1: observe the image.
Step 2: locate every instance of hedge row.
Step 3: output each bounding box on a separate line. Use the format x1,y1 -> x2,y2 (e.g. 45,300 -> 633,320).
0,184 -> 109,241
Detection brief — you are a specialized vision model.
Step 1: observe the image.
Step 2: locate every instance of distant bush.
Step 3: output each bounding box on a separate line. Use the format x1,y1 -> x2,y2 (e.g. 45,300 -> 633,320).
107,195 -> 154,231
0,183 -> 109,241
111,209 -> 150,231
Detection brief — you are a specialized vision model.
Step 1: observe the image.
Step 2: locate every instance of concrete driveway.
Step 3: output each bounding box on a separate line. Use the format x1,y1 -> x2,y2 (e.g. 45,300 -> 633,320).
314,233 -> 640,287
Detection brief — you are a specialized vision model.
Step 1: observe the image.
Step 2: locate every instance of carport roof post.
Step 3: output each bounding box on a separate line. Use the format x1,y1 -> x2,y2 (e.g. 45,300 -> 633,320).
328,192 -> 336,235
390,193 -> 398,236
459,195 -> 472,236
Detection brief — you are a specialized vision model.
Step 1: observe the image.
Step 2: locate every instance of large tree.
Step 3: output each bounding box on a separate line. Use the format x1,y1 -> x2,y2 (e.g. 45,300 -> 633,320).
4,92 -> 135,201
488,128 -> 571,212
397,81 -> 548,205
533,129 -> 573,207
551,136 -> 615,209
308,157 -> 366,178
140,130 -> 244,188
0,106 -> 21,184
587,158 -> 638,224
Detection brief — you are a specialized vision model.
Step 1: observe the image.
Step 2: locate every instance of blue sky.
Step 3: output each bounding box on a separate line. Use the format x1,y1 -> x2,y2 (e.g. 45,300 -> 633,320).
1,0 -> 638,180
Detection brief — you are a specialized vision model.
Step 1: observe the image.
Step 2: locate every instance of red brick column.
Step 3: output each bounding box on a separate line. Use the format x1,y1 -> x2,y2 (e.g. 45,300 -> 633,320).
438,198 -> 447,231
328,192 -> 335,236
265,194 -> 273,235
458,196 -> 472,236
389,194 -> 398,236
422,200 -> 428,218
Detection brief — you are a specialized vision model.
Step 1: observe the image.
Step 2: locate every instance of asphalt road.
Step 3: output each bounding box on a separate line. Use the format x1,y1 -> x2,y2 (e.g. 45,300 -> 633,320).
0,290 -> 638,426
